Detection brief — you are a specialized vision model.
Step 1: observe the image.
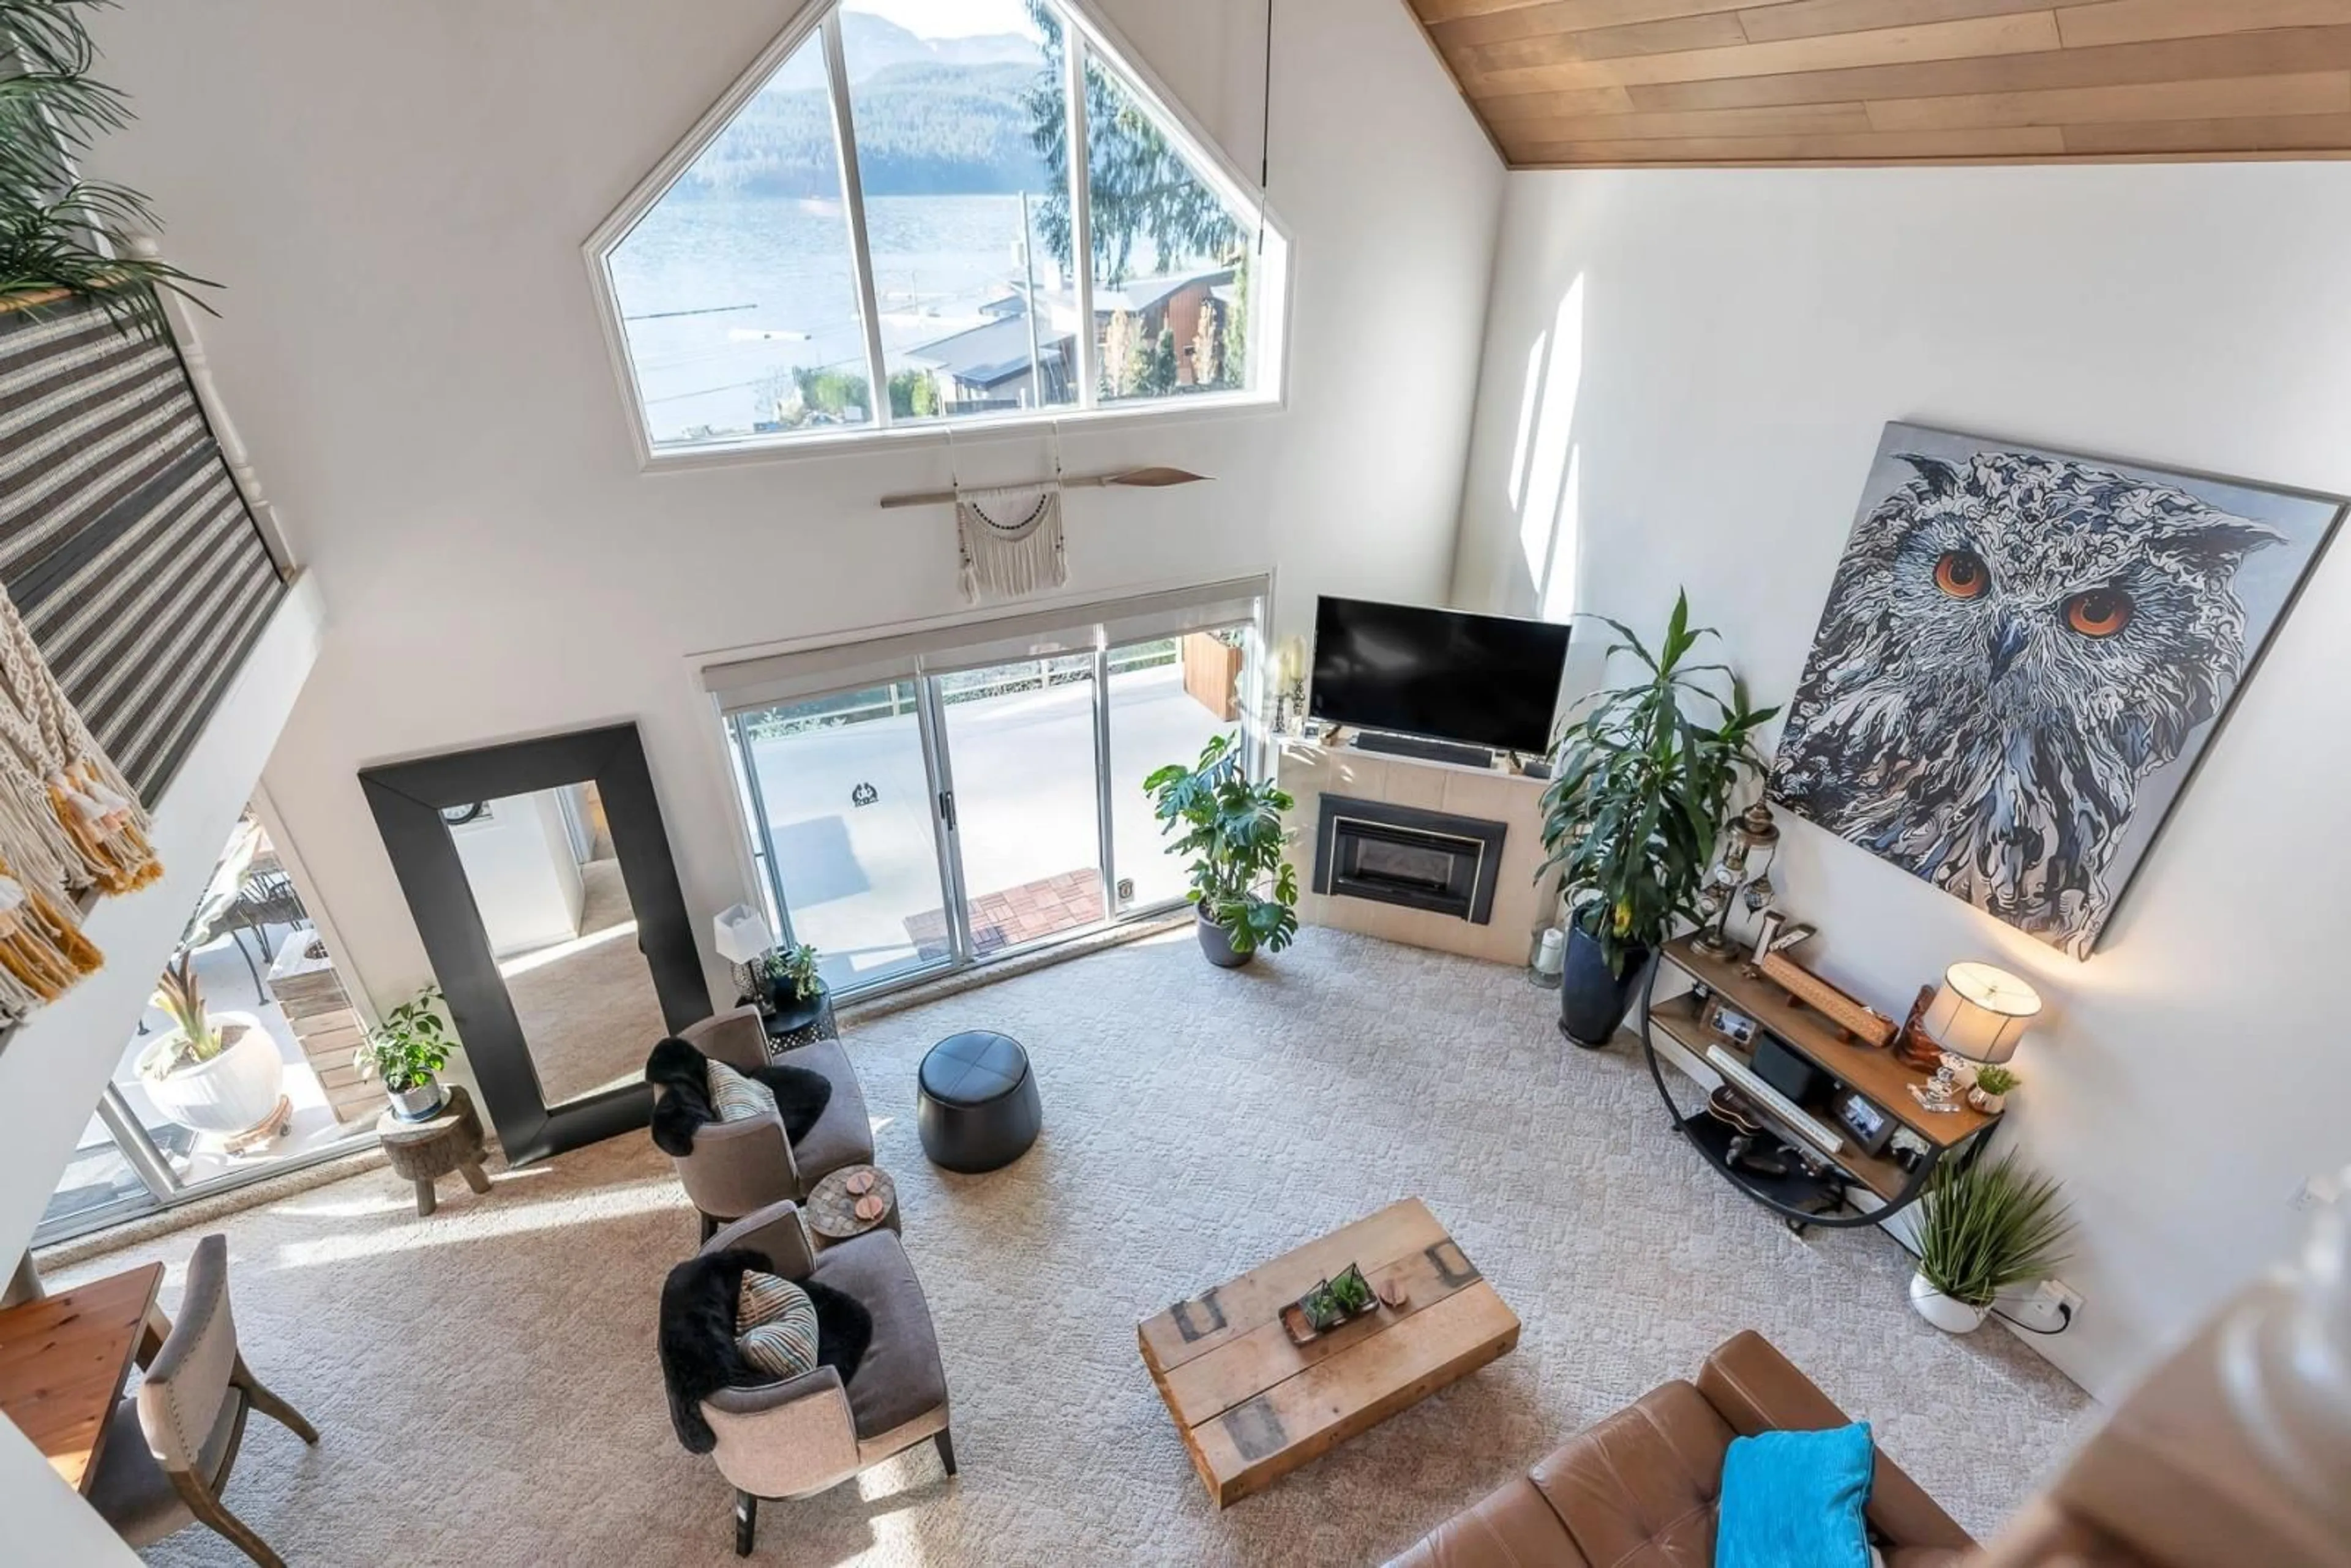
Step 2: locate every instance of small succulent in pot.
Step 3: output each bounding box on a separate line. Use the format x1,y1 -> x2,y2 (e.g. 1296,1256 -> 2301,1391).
1967,1063 -> 2019,1114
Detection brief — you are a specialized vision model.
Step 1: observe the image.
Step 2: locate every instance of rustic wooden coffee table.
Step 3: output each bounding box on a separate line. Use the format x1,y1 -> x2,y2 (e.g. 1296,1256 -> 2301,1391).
1138,1197 -> 1519,1508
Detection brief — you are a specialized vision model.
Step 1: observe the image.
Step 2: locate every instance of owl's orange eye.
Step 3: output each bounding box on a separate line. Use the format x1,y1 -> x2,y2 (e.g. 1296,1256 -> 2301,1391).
2064,588 -> 2132,639
1933,549 -> 1989,599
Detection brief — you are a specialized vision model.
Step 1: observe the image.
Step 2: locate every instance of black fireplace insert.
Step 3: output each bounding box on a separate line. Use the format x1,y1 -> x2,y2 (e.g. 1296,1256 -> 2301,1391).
1313,795 -> 1506,924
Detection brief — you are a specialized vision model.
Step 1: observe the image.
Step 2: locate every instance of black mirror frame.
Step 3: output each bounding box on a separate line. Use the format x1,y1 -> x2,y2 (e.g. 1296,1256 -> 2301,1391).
361,722 -> 710,1164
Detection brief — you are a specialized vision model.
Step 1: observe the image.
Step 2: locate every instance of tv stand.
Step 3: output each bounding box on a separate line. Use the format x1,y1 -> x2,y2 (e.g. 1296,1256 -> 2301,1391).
1349,731 -> 1496,770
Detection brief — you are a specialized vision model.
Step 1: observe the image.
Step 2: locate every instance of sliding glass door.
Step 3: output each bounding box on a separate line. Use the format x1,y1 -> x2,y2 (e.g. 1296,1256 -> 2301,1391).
729,681 -> 956,996
722,585 -> 1264,1003
936,655 -> 1107,955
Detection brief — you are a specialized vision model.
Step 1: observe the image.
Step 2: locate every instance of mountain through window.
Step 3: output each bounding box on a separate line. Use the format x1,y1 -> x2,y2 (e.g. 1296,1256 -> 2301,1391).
591,0 -> 1284,456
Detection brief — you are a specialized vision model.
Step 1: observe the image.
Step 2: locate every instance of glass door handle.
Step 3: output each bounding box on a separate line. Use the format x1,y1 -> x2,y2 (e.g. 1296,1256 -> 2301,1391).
937,790 -> 957,831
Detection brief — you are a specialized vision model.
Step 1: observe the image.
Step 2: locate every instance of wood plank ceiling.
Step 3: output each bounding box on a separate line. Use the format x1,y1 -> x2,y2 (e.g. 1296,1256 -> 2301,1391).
1406,1 -> 2351,166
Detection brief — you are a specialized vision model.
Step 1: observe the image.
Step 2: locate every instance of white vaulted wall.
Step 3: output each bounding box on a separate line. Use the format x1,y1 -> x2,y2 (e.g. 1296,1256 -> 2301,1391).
78,0 -> 1505,1016
1450,163 -> 2351,1400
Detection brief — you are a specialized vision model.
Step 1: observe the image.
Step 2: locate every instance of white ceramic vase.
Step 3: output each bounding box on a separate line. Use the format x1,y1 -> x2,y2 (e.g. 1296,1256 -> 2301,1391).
138,1012 -> 283,1138
1909,1270 -> 1990,1334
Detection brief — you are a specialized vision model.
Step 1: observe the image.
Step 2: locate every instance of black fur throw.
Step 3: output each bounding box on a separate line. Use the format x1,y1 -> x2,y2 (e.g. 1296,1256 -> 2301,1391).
643,1037 -> 831,1156
658,1248 -> 876,1452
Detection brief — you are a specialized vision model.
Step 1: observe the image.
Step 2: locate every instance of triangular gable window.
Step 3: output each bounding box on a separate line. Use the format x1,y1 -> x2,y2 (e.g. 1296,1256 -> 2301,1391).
588,0 -> 1288,460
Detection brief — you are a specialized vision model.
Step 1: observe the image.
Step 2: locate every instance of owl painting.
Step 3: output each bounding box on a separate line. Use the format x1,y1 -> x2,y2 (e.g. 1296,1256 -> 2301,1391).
1771,424 -> 2345,958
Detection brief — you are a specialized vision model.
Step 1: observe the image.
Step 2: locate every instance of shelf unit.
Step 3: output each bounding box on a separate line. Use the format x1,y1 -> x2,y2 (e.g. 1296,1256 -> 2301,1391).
1639,936 -> 1997,1233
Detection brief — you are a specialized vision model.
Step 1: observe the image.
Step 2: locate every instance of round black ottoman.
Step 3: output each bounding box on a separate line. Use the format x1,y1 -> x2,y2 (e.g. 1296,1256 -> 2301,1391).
917,1031 -> 1040,1174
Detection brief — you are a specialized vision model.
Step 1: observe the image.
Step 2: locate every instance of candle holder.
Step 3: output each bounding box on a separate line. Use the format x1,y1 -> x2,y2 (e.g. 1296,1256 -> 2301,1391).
1693,802 -> 1780,958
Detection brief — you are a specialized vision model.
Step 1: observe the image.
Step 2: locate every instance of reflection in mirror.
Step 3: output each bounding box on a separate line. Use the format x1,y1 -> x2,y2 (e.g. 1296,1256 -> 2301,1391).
448,782 -> 665,1108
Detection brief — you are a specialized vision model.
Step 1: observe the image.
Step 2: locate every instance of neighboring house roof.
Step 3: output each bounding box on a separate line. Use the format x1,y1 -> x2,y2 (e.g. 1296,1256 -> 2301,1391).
1093,268 -> 1235,315
905,314 -> 1073,389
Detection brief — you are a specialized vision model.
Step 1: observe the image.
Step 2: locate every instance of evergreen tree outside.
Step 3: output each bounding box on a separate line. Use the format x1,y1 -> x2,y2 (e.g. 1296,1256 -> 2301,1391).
1022,2 -> 1241,288
1141,328 -> 1180,396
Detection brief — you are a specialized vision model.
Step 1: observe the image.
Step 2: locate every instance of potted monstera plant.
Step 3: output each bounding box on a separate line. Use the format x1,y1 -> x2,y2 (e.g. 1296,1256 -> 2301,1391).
136,950 -> 282,1138
1145,733 -> 1299,969
1538,593 -> 1777,1047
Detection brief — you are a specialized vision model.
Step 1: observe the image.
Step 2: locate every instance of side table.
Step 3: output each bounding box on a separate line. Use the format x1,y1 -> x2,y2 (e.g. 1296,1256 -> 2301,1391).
804,1164 -> 899,1250
376,1084 -> 492,1218
753,989 -> 841,1056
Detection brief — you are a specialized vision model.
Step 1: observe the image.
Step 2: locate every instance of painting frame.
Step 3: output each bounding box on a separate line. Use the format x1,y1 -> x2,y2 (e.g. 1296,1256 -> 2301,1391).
1769,422 -> 2349,959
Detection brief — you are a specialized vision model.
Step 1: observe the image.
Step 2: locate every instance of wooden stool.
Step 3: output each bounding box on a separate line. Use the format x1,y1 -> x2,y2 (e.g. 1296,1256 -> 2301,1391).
804,1164 -> 899,1250
375,1085 -> 491,1218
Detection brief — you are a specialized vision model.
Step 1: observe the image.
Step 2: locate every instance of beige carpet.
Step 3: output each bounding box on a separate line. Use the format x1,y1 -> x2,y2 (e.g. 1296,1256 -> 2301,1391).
58,927 -> 2092,1567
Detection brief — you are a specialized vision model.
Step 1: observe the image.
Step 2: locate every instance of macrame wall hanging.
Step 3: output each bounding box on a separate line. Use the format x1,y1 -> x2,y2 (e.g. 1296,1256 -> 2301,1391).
951,429 -> 1067,604
0,583 -> 162,1020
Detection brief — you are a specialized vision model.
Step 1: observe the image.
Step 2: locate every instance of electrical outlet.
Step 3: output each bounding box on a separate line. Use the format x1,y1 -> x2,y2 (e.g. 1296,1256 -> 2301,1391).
2002,1278 -> 2080,1334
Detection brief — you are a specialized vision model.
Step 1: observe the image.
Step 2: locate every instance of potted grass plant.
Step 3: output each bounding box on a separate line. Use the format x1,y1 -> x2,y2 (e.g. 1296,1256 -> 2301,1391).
1537,591 -> 1777,1047
1910,1149 -> 2075,1334
1144,732 -> 1299,969
353,988 -> 454,1120
135,949 -> 281,1138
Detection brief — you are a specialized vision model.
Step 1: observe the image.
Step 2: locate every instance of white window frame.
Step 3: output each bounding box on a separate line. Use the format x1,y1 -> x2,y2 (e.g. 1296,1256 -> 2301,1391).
582,0 -> 1294,472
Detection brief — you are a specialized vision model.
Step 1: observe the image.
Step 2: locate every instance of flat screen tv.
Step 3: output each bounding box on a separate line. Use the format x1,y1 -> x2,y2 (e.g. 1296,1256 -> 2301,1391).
1309,597 -> 1569,756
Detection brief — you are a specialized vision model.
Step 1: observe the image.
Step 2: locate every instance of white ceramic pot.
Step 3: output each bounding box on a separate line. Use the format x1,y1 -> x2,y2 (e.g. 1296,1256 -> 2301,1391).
1909,1270 -> 1990,1334
389,1081 -> 446,1120
138,1013 -> 283,1138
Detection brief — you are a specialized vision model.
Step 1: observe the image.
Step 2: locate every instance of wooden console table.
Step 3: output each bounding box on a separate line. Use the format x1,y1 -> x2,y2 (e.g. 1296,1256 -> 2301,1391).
0,1262 -> 165,1493
1640,936 -> 1997,1234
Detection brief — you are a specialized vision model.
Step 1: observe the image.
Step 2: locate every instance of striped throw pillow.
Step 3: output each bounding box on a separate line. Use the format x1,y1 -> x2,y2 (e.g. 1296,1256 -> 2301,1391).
707,1059 -> 777,1122
735,1270 -> 820,1381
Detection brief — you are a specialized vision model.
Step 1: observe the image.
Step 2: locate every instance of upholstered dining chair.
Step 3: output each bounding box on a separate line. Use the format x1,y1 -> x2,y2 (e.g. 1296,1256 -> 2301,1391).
89,1234 -> 317,1568
661,1005 -> 875,1238
670,1200 -> 953,1556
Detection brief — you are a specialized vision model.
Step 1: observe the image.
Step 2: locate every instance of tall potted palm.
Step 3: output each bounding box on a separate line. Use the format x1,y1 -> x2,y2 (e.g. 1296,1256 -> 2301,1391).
1144,732 -> 1299,968
1538,592 -> 1776,1046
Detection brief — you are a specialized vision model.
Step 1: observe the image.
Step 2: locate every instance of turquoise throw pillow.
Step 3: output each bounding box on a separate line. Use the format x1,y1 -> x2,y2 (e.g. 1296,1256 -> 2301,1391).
1715,1422 -> 1874,1568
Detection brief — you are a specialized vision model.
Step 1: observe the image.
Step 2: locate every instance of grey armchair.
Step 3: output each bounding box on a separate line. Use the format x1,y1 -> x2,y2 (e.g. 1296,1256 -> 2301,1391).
89,1234 -> 318,1568
669,1006 -> 875,1238
696,1201 -> 954,1555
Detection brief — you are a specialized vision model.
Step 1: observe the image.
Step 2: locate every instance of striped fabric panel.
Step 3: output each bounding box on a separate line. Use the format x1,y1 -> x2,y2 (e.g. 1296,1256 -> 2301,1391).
0,296 -> 285,802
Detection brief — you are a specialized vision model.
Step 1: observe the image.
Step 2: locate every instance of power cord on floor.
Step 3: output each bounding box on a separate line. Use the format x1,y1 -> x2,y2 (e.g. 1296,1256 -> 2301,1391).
1988,1300 -> 2075,1336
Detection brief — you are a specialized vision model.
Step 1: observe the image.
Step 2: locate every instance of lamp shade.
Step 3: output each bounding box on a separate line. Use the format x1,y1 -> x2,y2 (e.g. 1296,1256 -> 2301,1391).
711,903 -> 774,966
1922,961 -> 2041,1064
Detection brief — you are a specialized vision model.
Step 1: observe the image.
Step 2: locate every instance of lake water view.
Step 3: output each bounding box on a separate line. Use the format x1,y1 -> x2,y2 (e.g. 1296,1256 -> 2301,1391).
609,191 -> 1052,441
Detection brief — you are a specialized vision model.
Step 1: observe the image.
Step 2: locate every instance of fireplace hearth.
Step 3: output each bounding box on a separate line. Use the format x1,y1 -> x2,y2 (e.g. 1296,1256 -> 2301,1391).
1313,795 -> 1506,925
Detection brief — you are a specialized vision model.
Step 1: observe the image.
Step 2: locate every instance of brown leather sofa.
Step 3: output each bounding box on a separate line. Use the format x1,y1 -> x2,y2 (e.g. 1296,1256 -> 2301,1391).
1387,1331 -> 1975,1568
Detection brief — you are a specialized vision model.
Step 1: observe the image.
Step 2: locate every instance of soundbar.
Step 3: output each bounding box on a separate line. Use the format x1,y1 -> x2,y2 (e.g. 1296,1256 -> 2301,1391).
1348,730 -> 1497,770
1704,1045 -> 1847,1158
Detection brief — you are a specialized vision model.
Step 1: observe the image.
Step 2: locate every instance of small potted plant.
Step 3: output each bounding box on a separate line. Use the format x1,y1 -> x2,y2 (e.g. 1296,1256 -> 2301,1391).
354,988 -> 454,1120
1538,592 -> 1777,1047
756,942 -> 828,1032
1144,732 -> 1299,969
137,950 -> 282,1138
1909,1149 -> 2073,1334
1967,1064 -> 2018,1115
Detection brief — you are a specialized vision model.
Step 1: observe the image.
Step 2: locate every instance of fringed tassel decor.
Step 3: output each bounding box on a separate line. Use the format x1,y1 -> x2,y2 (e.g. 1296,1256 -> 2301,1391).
955,482 -> 1068,604
0,583 -> 163,1022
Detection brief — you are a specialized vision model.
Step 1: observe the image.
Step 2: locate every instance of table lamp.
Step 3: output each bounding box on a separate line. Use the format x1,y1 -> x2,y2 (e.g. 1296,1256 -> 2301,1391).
1923,962 -> 2041,1063
712,903 -> 774,998
1908,962 -> 2040,1113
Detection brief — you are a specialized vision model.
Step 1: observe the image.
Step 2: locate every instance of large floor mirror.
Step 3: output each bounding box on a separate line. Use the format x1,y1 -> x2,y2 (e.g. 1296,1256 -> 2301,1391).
361,724 -> 708,1163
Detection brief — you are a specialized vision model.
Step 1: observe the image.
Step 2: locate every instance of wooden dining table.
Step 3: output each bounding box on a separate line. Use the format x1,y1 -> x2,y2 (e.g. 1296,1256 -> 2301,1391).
0,1262 -> 166,1493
